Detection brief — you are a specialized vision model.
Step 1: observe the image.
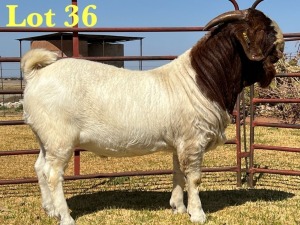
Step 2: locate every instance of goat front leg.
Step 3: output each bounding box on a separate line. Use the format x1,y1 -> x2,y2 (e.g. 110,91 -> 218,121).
170,153 -> 187,214
180,148 -> 206,223
186,168 -> 206,223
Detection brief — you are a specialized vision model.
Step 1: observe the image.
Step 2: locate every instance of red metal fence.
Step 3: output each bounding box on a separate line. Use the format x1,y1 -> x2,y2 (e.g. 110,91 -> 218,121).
0,28 -> 244,186
0,29 -> 244,185
0,0 -> 300,188
0,27 -> 243,186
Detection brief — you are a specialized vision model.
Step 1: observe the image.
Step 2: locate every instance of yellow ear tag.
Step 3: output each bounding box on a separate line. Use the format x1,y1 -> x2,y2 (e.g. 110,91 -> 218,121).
242,32 -> 250,45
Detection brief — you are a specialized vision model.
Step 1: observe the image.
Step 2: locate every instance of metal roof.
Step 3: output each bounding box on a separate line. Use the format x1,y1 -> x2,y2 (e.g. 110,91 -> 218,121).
17,32 -> 143,43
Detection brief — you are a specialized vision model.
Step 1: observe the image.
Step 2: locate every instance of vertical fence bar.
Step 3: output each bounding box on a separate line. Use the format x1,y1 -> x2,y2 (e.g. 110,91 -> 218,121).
139,39 -> 143,70
19,40 -> 23,90
236,94 -> 242,187
74,150 -> 81,175
72,0 -> 80,175
72,0 -> 79,58
60,33 -> 64,57
249,84 -> 255,188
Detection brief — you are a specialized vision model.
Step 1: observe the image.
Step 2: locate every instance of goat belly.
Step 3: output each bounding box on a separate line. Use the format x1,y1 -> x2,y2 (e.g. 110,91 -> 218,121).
80,144 -> 173,158
78,134 -> 173,157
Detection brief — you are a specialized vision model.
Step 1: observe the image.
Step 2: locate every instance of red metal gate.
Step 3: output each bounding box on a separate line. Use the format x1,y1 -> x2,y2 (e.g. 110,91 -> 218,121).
248,72 -> 300,187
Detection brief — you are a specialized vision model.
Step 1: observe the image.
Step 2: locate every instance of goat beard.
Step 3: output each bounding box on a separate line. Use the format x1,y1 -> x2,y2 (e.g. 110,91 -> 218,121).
259,57 -> 277,88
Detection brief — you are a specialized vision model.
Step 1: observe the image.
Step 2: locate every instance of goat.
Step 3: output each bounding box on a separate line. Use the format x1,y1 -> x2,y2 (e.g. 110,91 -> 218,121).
21,2 -> 284,225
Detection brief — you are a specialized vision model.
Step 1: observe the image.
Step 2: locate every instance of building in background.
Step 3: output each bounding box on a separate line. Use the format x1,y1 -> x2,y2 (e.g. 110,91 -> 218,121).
17,33 -> 143,68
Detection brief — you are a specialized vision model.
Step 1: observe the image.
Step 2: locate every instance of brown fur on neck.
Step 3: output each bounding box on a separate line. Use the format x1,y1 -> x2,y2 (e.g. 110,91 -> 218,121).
190,25 -> 276,113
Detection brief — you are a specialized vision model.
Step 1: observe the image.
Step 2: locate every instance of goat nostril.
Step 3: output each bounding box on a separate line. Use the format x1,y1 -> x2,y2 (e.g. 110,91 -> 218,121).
250,54 -> 265,61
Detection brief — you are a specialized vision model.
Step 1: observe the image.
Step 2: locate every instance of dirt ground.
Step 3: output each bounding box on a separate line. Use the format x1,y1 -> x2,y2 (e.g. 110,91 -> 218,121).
0,78 -> 24,90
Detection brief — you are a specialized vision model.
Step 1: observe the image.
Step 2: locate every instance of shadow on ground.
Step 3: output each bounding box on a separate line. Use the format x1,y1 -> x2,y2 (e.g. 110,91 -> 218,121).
68,188 -> 294,220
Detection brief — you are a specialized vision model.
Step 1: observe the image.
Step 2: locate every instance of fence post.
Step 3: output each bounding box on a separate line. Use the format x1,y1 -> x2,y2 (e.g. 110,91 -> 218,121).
235,94 -> 242,187
248,84 -> 255,188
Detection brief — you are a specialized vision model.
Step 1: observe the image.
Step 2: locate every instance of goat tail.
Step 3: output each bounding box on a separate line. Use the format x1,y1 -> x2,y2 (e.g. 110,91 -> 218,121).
21,48 -> 58,80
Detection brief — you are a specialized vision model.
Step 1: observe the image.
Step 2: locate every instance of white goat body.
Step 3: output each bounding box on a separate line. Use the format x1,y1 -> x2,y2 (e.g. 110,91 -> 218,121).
22,48 -> 228,225
22,6 -> 284,224
24,49 -> 229,157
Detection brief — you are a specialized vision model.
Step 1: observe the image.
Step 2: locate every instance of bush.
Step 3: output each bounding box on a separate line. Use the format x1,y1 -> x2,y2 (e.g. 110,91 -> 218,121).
254,55 -> 300,124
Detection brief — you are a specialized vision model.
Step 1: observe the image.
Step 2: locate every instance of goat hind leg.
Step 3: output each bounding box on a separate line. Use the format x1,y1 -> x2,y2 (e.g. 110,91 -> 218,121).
35,147 -> 56,217
43,149 -> 75,225
170,153 -> 187,214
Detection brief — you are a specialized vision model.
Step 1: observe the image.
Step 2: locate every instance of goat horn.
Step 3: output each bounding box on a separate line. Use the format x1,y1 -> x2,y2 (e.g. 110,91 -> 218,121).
251,0 -> 264,9
203,10 -> 247,31
228,0 -> 239,10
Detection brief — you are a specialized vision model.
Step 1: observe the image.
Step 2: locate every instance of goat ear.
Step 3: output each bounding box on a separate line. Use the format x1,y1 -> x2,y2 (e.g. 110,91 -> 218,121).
235,29 -> 265,61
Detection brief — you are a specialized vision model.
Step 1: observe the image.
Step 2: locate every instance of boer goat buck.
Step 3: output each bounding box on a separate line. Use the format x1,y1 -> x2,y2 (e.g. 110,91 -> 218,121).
22,2 -> 284,225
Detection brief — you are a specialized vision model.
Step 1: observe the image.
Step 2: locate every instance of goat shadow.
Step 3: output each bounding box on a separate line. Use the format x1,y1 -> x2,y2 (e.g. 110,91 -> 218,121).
67,188 -> 294,220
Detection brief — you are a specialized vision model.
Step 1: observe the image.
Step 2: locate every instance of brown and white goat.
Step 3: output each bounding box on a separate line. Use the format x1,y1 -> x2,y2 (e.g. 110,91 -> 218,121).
21,4 -> 284,225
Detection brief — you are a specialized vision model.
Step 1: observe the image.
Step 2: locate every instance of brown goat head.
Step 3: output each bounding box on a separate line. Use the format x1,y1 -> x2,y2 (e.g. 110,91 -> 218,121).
204,9 -> 284,64
190,7 -> 284,113
203,7 -> 284,91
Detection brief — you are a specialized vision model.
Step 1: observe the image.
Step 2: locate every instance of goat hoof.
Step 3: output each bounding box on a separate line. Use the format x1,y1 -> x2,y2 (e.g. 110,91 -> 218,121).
172,205 -> 187,214
188,209 -> 206,224
60,217 -> 75,225
170,200 -> 187,214
43,204 -> 59,219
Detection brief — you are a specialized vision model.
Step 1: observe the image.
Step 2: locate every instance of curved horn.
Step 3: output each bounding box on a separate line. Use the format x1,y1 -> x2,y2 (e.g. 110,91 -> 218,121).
203,10 -> 247,31
228,0 -> 239,10
251,0 -> 264,9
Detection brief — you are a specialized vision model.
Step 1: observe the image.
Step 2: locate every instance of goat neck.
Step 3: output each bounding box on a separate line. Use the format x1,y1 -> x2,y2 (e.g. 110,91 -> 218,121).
189,30 -> 245,114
